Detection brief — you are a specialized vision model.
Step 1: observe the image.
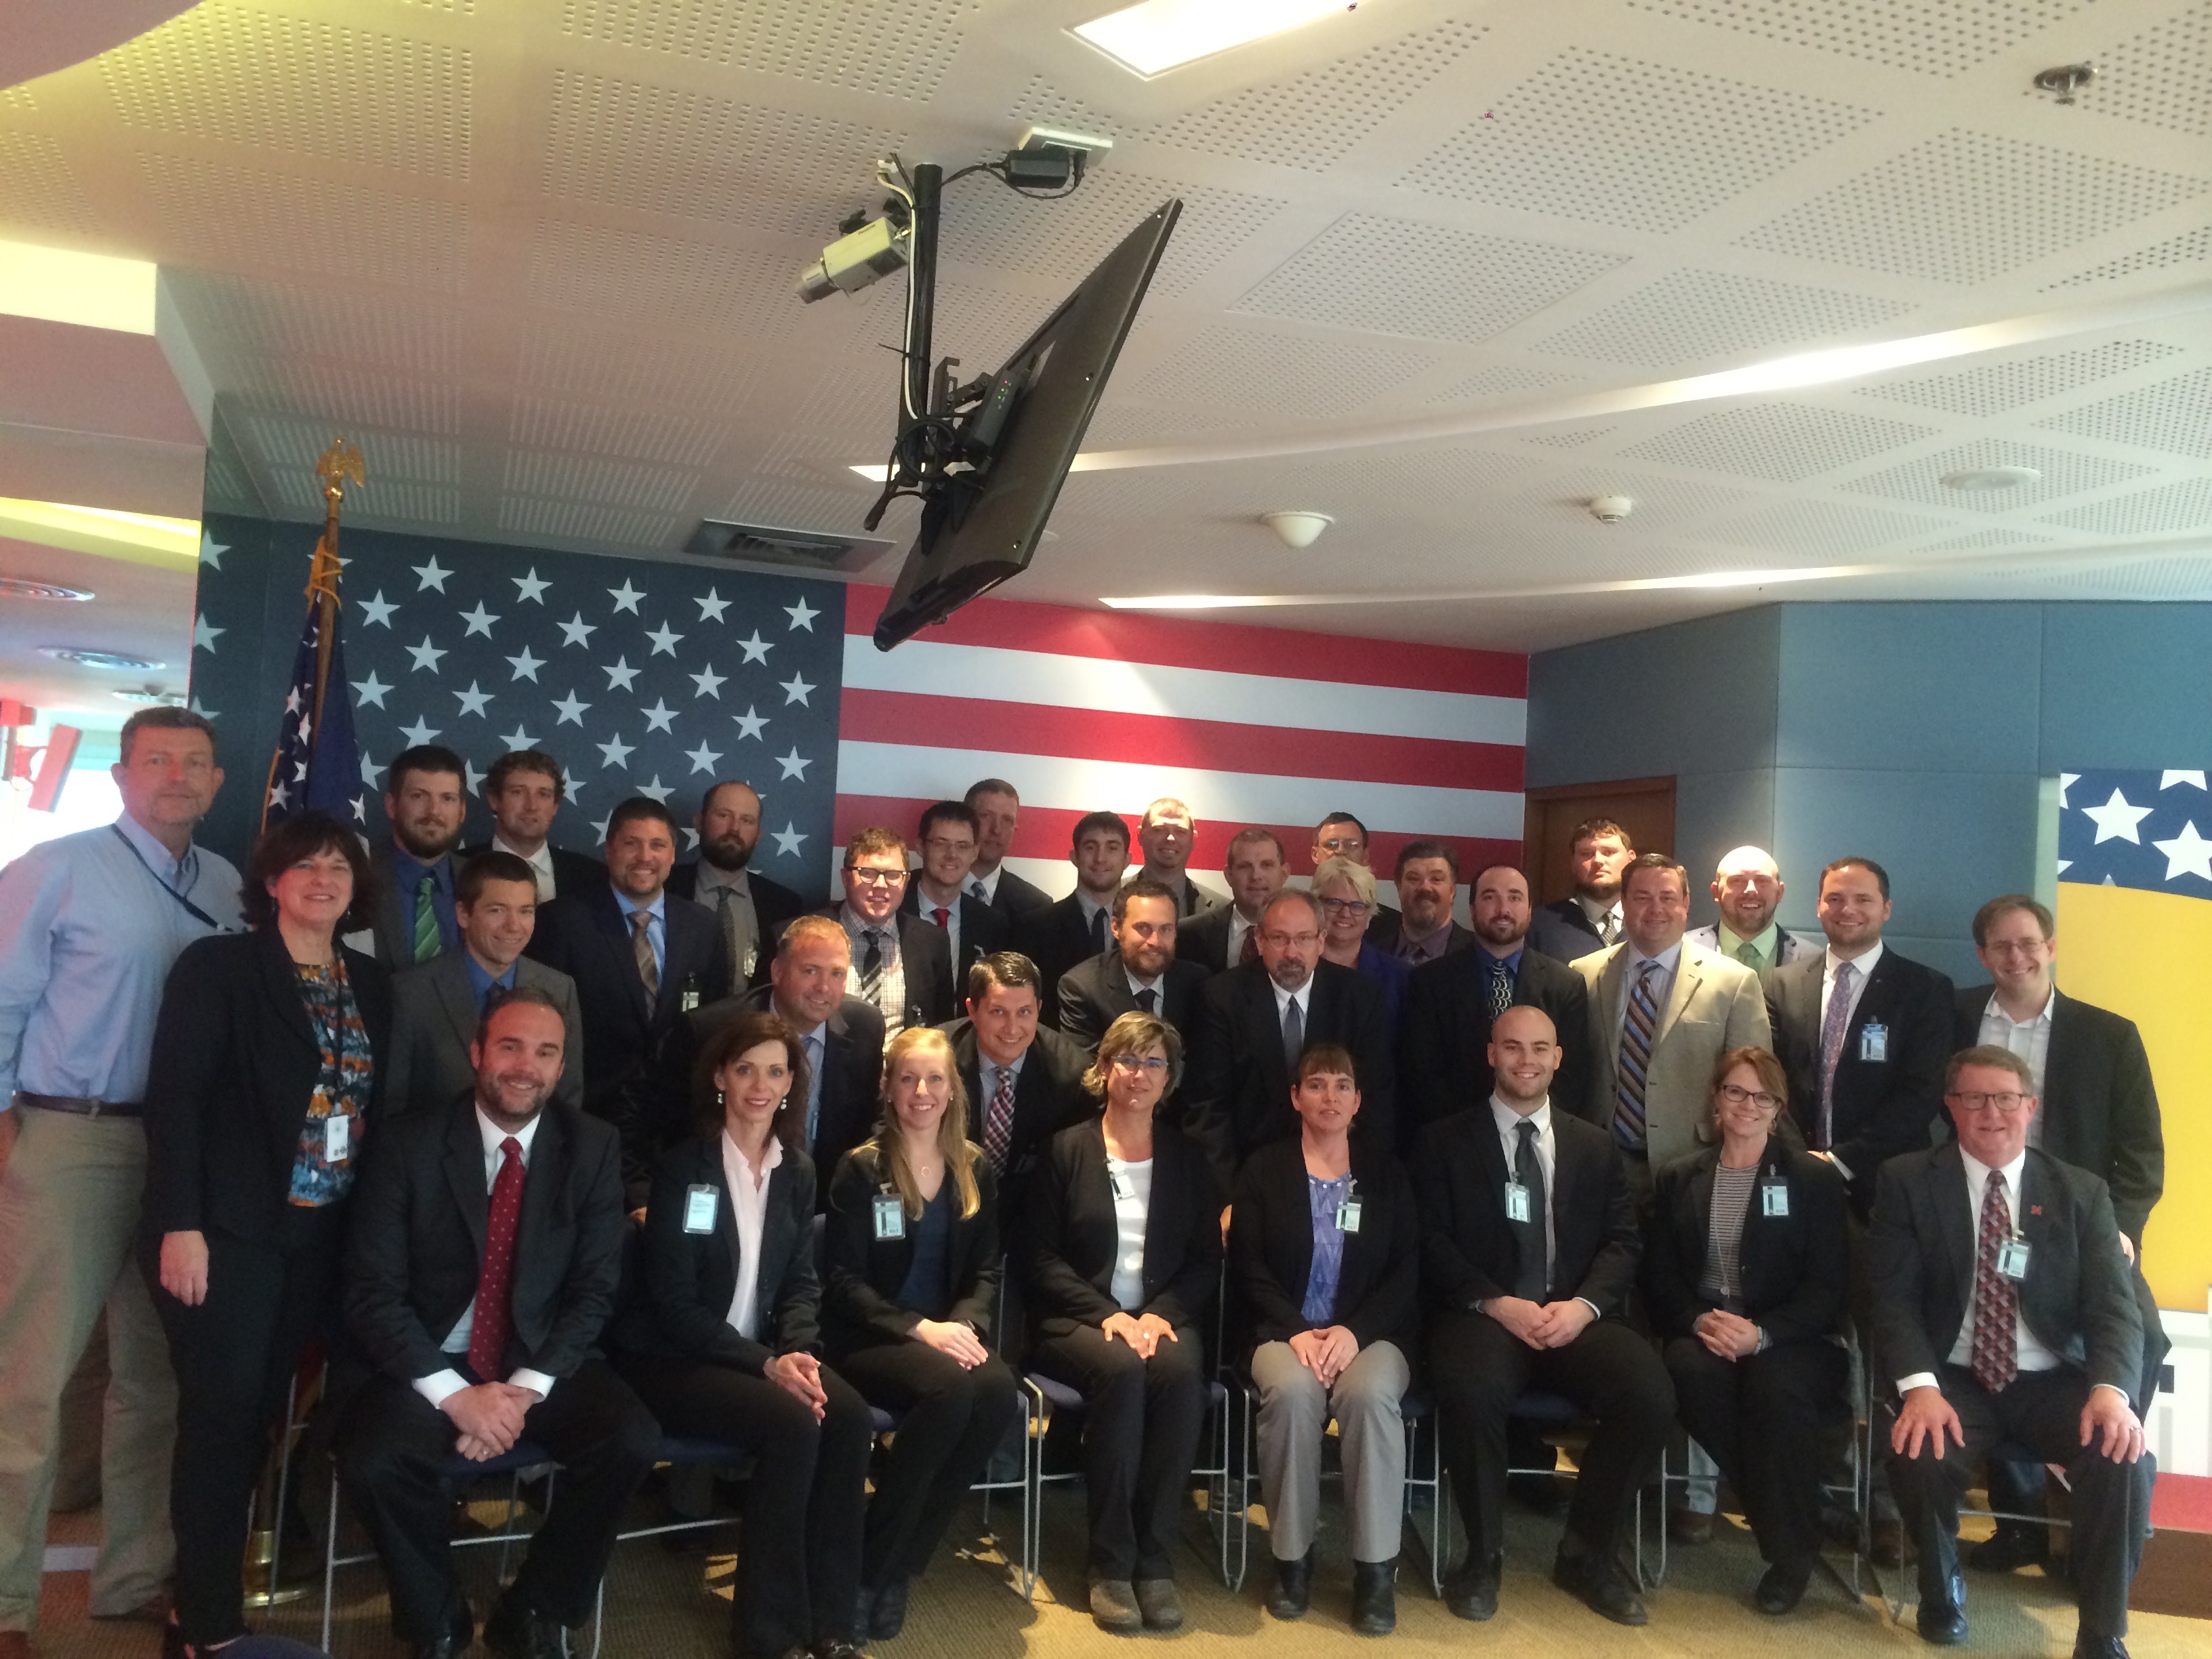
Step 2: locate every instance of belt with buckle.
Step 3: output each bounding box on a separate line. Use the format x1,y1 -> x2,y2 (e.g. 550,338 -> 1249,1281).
14,1092 -> 144,1119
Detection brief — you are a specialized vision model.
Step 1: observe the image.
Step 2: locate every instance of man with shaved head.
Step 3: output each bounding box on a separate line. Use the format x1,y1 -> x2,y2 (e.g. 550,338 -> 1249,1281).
1136,797 -> 1222,917
1687,846 -> 1811,979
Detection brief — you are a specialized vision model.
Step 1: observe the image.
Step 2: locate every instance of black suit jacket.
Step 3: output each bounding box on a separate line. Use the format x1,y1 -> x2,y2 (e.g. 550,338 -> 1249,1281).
1361,909 -> 1473,960
1412,1105 -> 1640,1318
1017,895 -> 1113,1025
813,907 -> 956,1031
1227,1136 -> 1418,1355
1948,985 -> 2163,1246
1023,1117 -> 1224,1340
1139,869 -> 1221,917
1643,1138 -> 1849,1347
899,886 -> 1010,986
524,882 -> 731,1205
1528,897 -> 1607,966
1054,948 -> 1210,1051
361,845 -> 462,972
982,866 -> 1052,920
1174,903 -> 1253,974
943,1017 -> 1093,1226
343,1094 -> 626,1384
1181,960 -> 1396,1181
1399,944 -> 1591,1142
665,863 -> 808,988
143,928 -> 393,1242
823,1143 -> 1002,1357
1866,1144 -> 2142,1397
459,840 -> 607,905
1767,947 -> 1954,1208
609,1132 -> 821,1370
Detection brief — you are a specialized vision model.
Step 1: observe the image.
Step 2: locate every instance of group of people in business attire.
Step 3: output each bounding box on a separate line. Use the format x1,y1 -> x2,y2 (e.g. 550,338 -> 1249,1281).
0,712 -> 2167,1659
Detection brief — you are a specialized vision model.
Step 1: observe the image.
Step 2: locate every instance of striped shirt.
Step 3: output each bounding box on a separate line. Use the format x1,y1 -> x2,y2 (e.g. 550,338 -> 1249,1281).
1698,1163 -> 1761,1312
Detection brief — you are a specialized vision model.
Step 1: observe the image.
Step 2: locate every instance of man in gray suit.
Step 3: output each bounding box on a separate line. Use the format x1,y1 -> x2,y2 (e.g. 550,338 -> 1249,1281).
386,851 -> 583,1116
1685,846 -> 1812,978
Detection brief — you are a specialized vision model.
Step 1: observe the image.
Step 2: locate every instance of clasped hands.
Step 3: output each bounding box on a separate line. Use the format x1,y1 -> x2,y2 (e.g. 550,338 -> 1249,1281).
1694,1309 -> 1761,1360
1102,1310 -> 1178,1359
912,1317 -> 989,1369
1484,1294 -> 1595,1350
1287,1325 -> 1359,1387
441,1380 -> 544,1462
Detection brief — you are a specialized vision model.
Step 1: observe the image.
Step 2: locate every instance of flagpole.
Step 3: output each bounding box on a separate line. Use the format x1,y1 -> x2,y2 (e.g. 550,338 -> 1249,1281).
308,437 -> 364,727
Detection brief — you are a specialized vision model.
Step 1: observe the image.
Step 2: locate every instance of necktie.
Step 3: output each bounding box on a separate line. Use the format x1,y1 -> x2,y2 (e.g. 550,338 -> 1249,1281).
968,879 -> 989,903
1598,909 -> 1619,947
1512,1119 -> 1548,1300
982,1063 -> 1017,1174
1237,922 -> 1261,968
804,1032 -> 824,1148
468,1136 -> 525,1381
859,929 -> 886,1006
1816,960 -> 1857,1150
413,874 -> 441,964
714,884 -> 756,982
1734,939 -> 1761,968
1488,962 -> 1514,1023
1134,985 -> 1158,1015
1615,960 -> 1659,1150
1282,994 -> 1304,1073
1970,1169 -> 2020,1394
931,905 -> 950,928
1087,907 -> 1109,954
630,909 -> 659,1002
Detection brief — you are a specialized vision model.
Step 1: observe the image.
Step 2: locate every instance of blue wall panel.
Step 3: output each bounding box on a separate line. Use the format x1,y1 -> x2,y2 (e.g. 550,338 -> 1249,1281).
2038,603 -> 2212,771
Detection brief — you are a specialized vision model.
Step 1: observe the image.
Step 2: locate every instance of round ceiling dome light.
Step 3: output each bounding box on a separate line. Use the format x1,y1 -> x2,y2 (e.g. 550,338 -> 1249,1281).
1261,510 -> 1332,549
0,577 -> 94,601
1941,466 -> 2041,491
39,647 -> 165,670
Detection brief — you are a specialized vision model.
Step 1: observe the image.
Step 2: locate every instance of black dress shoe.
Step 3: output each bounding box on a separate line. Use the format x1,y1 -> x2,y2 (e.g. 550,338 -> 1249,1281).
851,1586 -> 878,1643
1915,1573 -> 1969,1648
869,1580 -> 907,1641
1578,1564 -> 1649,1627
2072,1636 -> 2127,1659
161,1622 -> 186,1659
1968,1522 -> 2048,1573
1756,1561 -> 1813,1616
1349,1559 -> 1397,1636
483,1596 -> 564,1659
1265,1553 -> 1311,1620
1443,1555 -> 1500,1622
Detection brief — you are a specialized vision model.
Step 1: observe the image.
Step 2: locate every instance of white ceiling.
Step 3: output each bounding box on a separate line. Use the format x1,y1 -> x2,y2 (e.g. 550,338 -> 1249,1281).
2,0 -> 2210,655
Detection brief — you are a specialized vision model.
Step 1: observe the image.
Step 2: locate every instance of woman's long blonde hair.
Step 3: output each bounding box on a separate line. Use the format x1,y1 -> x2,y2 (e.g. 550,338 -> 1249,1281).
873,1026 -> 981,1220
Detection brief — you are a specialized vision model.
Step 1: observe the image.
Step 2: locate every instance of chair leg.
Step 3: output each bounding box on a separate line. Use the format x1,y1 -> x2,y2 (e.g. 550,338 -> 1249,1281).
321,1471 -> 340,1654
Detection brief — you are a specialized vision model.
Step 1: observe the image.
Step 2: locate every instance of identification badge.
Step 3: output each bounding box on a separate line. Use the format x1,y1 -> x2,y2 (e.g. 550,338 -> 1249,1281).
1336,1199 -> 1363,1233
1109,1170 -> 1134,1202
1996,1237 -> 2031,1281
1859,1022 -> 1888,1063
681,979 -> 702,1014
682,1185 -> 718,1234
872,1192 -> 907,1240
1760,1179 -> 1790,1218
324,1111 -> 350,1163
1504,1180 -> 1532,1225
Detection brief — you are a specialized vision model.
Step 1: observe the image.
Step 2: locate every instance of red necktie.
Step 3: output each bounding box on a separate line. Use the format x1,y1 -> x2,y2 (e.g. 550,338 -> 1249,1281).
1238,924 -> 1261,968
932,906 -> 950,928
468,1136 -> 525,1381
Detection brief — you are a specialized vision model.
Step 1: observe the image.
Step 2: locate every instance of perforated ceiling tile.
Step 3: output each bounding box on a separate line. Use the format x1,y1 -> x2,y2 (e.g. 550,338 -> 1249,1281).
1126,325 -> 1436,413
0,133 -> 100,237
2011,555 -> 2212,598
1004,76 -> 1119,141
168,272 -> 464,375
2036,477 -> 2212,537
2073,4 -> 2212,138
138,155 -> 470,291
1738,129 -> 2211,283
518,327 -> 766,411
1080,402 -> 1258,445
497,496 -> 683,548
340,480 -> 465,526
1702,498 -> 1952,554
1142,18 -> 1486,172
232,361 -> 461,434
1535,269 -> 1912,368
100,5 -> 473,179
542,73 -> 906,238
1232,213 -> 1623,344
718,475 -> 883,535
945,168 -> 1284,299
1857,339 -> 2184,414
2048,225 -> 2212,290
560,0 -> 979,102
203,441 -> 260,515
1402,47 -> 1876,234
1427,365 -> 1582,403
1917,527 -> 2057,553
236,411 -> 463,484
1624,0 -> 2091,76
1524,426 -> 1618,447
504,449 -> 698,512
1841,438 -> 2152,508
1621,403 -> 1937,480
2036,365 -> 2212,458
510,397 -> 726,468
526,220 -> 798,335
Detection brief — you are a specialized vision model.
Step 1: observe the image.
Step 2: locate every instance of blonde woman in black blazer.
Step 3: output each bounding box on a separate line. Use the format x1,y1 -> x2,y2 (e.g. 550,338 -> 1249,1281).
825,1027 -> 1019,1640
611,1008 -> 872,1659
1024,1010 -> 1223,1635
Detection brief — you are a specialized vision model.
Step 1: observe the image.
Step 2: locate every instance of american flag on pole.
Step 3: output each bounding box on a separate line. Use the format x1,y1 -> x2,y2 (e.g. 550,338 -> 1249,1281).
262,443 -> 365,830
834,586 -> 1526,894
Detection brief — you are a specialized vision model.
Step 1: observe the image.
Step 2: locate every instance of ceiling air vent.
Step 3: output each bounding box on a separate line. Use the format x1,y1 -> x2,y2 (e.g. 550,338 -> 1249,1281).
684,519 -> 896,573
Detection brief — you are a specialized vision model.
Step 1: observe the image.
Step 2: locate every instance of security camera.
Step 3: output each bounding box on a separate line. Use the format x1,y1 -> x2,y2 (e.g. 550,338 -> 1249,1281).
1588,494 -> 1635,524
798,215 -> 912,303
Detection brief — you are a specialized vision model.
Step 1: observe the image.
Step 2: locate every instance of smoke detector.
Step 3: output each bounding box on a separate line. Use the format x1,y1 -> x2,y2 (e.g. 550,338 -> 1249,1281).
1587,495 -> 1635,524
1261,510 -> 1332,549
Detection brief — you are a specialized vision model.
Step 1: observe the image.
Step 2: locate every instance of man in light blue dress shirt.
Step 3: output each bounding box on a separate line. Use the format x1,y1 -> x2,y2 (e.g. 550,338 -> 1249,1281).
0,710 -> 243,1647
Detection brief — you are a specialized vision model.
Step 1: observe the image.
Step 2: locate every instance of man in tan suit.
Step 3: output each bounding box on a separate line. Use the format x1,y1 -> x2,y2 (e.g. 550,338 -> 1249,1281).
1571,853 -> 1771,1191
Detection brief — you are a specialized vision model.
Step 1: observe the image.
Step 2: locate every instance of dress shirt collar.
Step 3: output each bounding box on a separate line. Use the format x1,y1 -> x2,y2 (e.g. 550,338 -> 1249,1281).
722,1125 -> 784,1186
464,953 -> 518,1009
1124,962 -> 1161,996
1626,939 -> 1682,976
1719,920 -> 1780,961
1959,1144 -> 2028,1216
693,861 -> 751,900
1475,942 -> 1524,977
1078,893 -> 1113,927
474,1104 -> 543,1166
1984,985 -> 2055,1030
492,834 -> 554,882
840,903 -> 895,945
390,844 -> 453,896
115,809 -> 199,890
1271,975 -> 1313,1019
1488,1094 -> 1552,1138
1576,894 -> 1622,933
1401,918 -> 1458,960
1825,940 -> 1883,982
613,885 -> 666,924
981,1047 -> 1028,1094
968,865 -> 1001,903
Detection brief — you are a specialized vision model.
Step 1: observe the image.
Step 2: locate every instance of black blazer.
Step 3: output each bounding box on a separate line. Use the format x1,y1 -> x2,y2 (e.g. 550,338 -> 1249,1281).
1643,1138 -> 1849,1348
1174,904 -> 1251,973
343,1094 -> 626,1384
1948,985 -> 2164,1246
1866,1144 -> 2142,1397
823,1142 -> 1002,1356
1528,897 -> 1607,966
943,1017 -> 1094,1224
525,882 -> 731,1203
459,840 -> 609,905
143,928 -> 393,1242
1399,944 -> 1591,1143
362,844 -> 459,972
1361,909 -> 1473,960
1023,1116 -> 1224,1340
898,886 -> 1010,985
1227,1136 -> 1418,1355
813,907 -> 957,1031
1767,947 -> 1954,1208
1412,1105 -> 1639,1319
1013,893 -> 1111,1025
611,1131 -> 823,1371
983,866 -> 1053,920
1181,959 -> 1396,1182
665,863 -> 808,988
1054,948 -> 1210,1051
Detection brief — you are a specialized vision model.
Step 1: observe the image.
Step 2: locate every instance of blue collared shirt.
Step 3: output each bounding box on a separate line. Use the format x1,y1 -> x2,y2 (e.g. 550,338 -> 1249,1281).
0,813 -> 244,1108
612,886 -> 667,983
1476,943 -> 1523,1004
1303,1171 -> 1355,1326
388,847 -> 460,956
462,953 -> 518,1014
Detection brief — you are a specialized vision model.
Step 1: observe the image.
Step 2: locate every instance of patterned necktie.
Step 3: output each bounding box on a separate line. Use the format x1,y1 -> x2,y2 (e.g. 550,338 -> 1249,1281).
413,874 -> 441,963
968,878 -> 988,903
859,929 -> 886,1005
468,1136 -> 526,1381
1512,1119 -> 1548,1300
1971,1168 -> 2020,1393
630,909 -> 659,1002
1134,985 -> 1157,1015
1237,922 -> 1261,968
1281,994 -> 1304,1072
1488,961 -> 1514,1023
982,1063 -> 1018,1174
1598,909 -> 1620,947
1614,960 -> 1659,1150
714,884 -> 755,983
1816,960 -> 1857,1150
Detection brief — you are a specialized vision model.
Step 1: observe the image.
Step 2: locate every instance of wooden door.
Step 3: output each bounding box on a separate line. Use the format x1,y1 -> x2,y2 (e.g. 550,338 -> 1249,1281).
1521,777 -> 1677,905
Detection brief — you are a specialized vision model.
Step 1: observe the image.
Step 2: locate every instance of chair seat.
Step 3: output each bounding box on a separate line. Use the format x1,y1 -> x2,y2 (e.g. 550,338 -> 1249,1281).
1509,1390 -> 1588,1427
1028,1372 -> 1084,1414
654,1435 -> 758,1479
869,1406 -> 897,1434
1400,1389 -> 1433,1422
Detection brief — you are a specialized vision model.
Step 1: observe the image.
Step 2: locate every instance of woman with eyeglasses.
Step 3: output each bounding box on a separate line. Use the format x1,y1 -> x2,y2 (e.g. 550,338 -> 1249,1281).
1025,1010 -> 1223,1635
1311,855 -> 1410,1039
1644,1046 -> 1850,1616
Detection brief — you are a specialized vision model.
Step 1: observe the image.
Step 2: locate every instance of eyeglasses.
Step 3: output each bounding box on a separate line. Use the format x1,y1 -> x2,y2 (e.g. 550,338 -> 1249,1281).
1317,897 -> 1371,916
1980,939 -> 2050,960
1315,836 -> 1364,853
1263,930 -> 1323,947
846,868 -> 907,887
1950,1090 -> 2031,1114
1109,1054 -> 1170,1075
1715,1083 -> 1779,1110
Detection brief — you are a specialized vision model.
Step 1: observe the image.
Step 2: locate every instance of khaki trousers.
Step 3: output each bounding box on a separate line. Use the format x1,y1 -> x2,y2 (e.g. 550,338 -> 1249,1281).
0,1109 -> 176,1629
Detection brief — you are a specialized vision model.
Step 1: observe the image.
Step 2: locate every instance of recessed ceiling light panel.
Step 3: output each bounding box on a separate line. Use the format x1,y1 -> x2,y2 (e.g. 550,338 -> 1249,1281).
1940,466 -> 2042,491
1074,0 -> 1355,77
40,647 -> 164,670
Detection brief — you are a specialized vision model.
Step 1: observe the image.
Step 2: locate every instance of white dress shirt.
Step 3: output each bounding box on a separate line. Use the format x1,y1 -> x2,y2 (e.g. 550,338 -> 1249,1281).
491,835 -> 556,902
722,1130 -> 784,1341
1980,988 -> 2055,1148
415,1108 -> 556,1408
1105,1154 -> 1153,1310
917,882 -> 964,971
1485,1097 -> 1603,1319
1271,977 -> 1313,1029
967,865 -> 1002,905
1225,908 -> 1258,970
1576,893 -> 1623,943
1820,941 -> 1884,1032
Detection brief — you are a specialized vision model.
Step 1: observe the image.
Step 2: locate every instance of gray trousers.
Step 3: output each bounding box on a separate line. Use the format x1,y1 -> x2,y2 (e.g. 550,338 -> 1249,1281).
0,1109 -> 176,1629
1250,1338 -> 1409,1565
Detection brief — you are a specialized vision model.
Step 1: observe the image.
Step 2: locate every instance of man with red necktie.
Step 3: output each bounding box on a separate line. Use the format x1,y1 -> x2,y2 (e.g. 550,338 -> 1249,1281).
898,800 -> 1008,984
